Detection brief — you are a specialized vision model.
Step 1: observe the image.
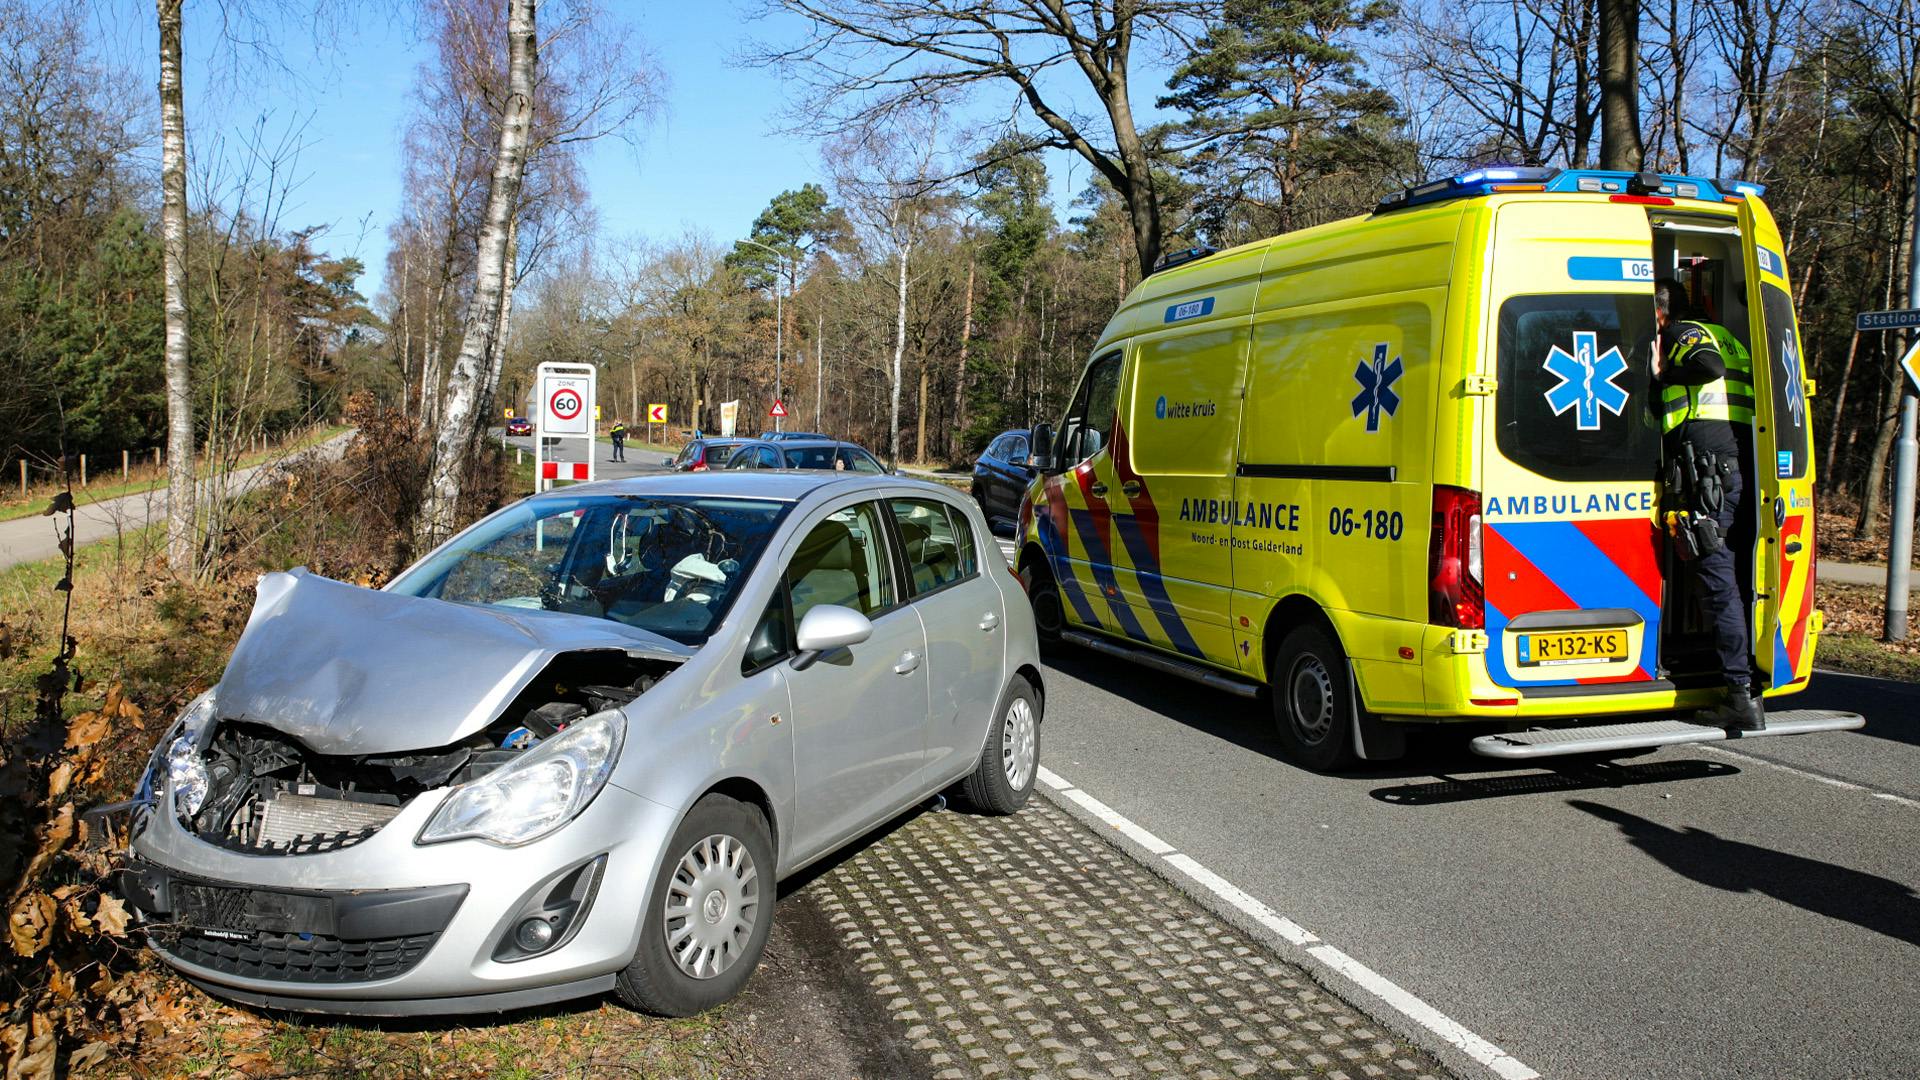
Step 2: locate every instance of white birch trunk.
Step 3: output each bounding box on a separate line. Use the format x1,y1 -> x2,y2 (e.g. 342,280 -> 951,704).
416,0 -> 539,545
889,234 -> 908,468
481,211 -> 520,419
158,0 -> 196,572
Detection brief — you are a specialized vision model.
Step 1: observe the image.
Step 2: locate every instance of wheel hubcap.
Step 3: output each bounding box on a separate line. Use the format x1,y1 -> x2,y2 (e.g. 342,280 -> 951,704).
664,833 -> 759,980
1001,697 -> 1037,790
1287,656 -> 1336,745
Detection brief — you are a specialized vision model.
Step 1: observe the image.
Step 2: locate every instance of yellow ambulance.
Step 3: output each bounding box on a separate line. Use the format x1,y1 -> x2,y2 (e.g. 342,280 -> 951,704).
1016,168 -> 1861,769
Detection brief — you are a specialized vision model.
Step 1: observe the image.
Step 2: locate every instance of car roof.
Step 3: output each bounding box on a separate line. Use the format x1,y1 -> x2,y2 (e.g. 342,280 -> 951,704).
530,470 -> 956,503
775,438 -> 871,451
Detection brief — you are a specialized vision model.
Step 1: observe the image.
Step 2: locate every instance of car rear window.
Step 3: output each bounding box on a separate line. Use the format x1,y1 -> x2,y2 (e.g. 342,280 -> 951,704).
1495,293 -> 1662,483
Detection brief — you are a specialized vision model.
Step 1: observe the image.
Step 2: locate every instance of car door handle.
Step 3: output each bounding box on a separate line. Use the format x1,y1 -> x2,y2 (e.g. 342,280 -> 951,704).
893,650 -> 921,675
1120,480 -> 1142,497
979,612 -> 1000,632
1089,482 -> 1108,497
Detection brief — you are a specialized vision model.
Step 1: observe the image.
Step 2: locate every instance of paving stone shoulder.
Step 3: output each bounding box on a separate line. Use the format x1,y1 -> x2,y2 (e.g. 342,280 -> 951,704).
797,796 -> 1451,1080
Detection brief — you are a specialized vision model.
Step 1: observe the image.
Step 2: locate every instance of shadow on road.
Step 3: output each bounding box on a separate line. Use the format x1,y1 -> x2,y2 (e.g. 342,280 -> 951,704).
1800,669 -> 1920,750
1570,799 -> 1920,948
1370,757 -> 1739,806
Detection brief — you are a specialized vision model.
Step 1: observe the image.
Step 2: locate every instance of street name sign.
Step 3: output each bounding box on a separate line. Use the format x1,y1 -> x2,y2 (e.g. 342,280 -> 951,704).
1856,308 -> 1920,332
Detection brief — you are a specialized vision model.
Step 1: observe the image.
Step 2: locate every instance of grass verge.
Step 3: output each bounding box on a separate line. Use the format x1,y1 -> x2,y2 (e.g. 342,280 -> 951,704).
1812,581 -> 1920,681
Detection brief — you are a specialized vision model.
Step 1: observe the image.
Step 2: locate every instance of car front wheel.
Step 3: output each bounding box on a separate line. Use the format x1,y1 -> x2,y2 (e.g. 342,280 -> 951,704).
616,793 -> 775,1016
955,678 -> 1041,814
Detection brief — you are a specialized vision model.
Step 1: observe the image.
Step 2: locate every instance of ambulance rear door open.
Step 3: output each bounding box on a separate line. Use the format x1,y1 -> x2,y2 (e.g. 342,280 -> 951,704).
1479,200 -> 1667,694
1732,196 -> 1818,692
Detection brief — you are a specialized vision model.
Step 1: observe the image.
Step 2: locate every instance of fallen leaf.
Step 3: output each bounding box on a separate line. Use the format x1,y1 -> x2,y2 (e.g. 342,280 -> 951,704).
93,894 -> 130,937
7,893 -> 56,957
68,1042 -> 113,1071
47,962 -> 74,1001
4,1013 -> 55,1080
16,804 -> 75,886
45,762 -> 74,800
66,710 -> 108,750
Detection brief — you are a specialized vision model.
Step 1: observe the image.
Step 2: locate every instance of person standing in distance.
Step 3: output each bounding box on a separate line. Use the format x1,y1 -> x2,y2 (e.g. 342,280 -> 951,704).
1653,278 -> 1763,731
609,419 -> 628,463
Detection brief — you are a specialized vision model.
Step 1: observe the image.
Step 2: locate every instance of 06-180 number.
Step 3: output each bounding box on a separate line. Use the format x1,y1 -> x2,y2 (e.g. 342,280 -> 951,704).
1328,507 -> 1404,541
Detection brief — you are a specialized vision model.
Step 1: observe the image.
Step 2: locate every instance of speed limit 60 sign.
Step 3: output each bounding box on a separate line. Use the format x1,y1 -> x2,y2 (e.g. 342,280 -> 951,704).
541,374 -> 592,435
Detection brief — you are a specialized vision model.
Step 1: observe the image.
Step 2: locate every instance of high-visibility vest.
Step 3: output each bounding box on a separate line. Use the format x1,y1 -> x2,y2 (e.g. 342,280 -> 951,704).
1660,320 -> 1755,434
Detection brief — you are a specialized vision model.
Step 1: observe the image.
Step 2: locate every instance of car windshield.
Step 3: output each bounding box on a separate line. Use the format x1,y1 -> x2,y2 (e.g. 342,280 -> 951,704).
389,494 -> 790,646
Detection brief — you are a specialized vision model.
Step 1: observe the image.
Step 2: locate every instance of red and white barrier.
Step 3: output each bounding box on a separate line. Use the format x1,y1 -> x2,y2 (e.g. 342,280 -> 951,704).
539,461 -> 591,481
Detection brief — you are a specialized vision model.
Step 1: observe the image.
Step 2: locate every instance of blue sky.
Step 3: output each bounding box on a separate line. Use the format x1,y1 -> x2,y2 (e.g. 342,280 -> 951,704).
88,1 -> 1169,299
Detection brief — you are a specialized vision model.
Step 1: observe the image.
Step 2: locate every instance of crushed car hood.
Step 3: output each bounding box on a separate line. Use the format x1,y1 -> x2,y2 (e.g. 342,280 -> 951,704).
213,569 -> 691,755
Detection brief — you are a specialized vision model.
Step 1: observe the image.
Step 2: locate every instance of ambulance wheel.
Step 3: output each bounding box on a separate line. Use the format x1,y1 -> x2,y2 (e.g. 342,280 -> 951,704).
1271,625 -> 1357,772
1021,559 -> 1065,645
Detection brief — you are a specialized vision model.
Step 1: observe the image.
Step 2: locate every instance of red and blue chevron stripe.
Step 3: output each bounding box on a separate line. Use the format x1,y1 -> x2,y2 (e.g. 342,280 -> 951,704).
1485,518 -> 1664,686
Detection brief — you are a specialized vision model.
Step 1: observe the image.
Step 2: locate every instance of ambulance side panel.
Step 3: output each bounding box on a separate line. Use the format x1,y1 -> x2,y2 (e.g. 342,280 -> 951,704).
1111,247 -> 1265,664
1231,207 -> 1461,708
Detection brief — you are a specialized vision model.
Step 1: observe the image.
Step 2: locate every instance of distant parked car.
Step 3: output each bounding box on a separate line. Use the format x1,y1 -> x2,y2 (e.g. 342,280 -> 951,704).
971,429 -> 1034,533
668,438 -> 750,472
722,439 -> 886,474
505,417 -> 533,437
762,431 -> 829,442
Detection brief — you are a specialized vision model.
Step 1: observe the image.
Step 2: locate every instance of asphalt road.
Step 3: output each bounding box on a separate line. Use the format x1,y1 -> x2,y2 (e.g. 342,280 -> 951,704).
1029,640 -> 1919,1080
499,432 -> 674,482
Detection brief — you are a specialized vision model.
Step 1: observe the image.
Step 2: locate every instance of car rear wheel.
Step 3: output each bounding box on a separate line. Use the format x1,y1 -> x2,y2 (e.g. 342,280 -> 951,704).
955,678 -> 1041,814
1270,624 -> 1357,772
616,793 -> 774,1016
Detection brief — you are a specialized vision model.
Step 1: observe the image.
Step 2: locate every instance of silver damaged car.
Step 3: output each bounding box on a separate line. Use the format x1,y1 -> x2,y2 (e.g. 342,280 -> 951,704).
120,472 -> 1043,1016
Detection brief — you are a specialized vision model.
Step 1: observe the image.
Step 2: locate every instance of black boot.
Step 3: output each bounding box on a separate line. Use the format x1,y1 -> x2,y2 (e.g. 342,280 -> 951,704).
1699,687 -> 1765,732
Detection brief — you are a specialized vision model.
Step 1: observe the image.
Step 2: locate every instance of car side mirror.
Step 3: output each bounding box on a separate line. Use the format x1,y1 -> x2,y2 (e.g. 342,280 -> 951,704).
1029,423 -> 1056,473
791,604 -> 873,671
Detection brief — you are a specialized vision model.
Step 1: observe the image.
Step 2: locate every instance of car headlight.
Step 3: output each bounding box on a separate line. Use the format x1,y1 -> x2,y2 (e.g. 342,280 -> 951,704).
138,691 -> 215,813
417,709 -> 625,847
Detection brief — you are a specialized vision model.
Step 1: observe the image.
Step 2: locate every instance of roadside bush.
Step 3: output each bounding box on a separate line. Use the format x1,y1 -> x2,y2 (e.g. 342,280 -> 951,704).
0,407 -> 516,1076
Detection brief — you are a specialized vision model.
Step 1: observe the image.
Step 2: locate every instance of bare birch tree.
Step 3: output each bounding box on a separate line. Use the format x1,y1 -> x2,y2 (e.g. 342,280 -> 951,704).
157,0 -> 195,571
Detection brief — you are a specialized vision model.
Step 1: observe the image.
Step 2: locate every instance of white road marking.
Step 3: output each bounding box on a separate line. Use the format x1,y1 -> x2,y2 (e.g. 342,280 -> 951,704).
1698,743 -> 1920,808
1308,944 -> 1542,1080
1039,768 -> 1540,1080
1061,787 -> 1177,855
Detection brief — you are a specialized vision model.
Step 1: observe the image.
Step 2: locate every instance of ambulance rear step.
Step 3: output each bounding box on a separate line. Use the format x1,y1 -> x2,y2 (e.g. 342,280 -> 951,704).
1469,710 -> 1865,759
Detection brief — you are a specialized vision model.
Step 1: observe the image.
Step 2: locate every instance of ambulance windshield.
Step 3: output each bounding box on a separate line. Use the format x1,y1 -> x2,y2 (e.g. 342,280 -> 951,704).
1494,294 -> 1662,483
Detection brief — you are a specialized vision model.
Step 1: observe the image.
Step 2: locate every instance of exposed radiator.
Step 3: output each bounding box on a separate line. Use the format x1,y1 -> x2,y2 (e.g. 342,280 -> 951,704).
249,792 -> 402,854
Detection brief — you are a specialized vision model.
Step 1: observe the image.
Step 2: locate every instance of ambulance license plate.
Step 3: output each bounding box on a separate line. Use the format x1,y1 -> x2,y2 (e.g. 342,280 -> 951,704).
1518,629 -> 1628,666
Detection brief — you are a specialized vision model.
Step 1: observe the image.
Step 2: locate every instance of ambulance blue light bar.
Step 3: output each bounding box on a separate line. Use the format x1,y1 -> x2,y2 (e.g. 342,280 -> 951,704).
1376,169 -> 1766,213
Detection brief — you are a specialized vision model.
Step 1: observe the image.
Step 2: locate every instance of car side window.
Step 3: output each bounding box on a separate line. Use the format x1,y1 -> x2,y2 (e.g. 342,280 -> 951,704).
756,446 -> 781,469
787,502 -> 896,623
889,498 -> 976,596
1007,437 -> 1028,465
1059,352 -> 1122,464
724,447 -> 753,469
839,448 -> 885,474
985,435 -> 1007,460
741,587 -> 792,675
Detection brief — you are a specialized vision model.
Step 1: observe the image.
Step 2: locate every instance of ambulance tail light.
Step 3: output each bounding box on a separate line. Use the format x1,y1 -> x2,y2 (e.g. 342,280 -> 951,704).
1429,486 -> 1484,629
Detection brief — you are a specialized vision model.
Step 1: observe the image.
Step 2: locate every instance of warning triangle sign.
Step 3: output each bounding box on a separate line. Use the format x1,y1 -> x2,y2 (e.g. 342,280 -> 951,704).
770,400 -> 788,418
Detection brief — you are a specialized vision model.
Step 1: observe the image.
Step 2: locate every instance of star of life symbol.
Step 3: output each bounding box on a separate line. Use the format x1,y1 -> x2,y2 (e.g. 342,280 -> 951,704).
1778,334 -> 1805,428
1543,330 -> 1629,431
1351,343 -> 1402,433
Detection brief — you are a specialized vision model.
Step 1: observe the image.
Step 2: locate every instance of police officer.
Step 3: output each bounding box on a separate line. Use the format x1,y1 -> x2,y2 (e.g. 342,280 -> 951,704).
1653,279 -> 1762,731
609,419 -> 628,462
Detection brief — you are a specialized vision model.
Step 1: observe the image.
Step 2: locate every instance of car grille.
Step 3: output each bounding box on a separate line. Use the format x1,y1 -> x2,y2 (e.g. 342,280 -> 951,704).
162,927 -> 440,984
